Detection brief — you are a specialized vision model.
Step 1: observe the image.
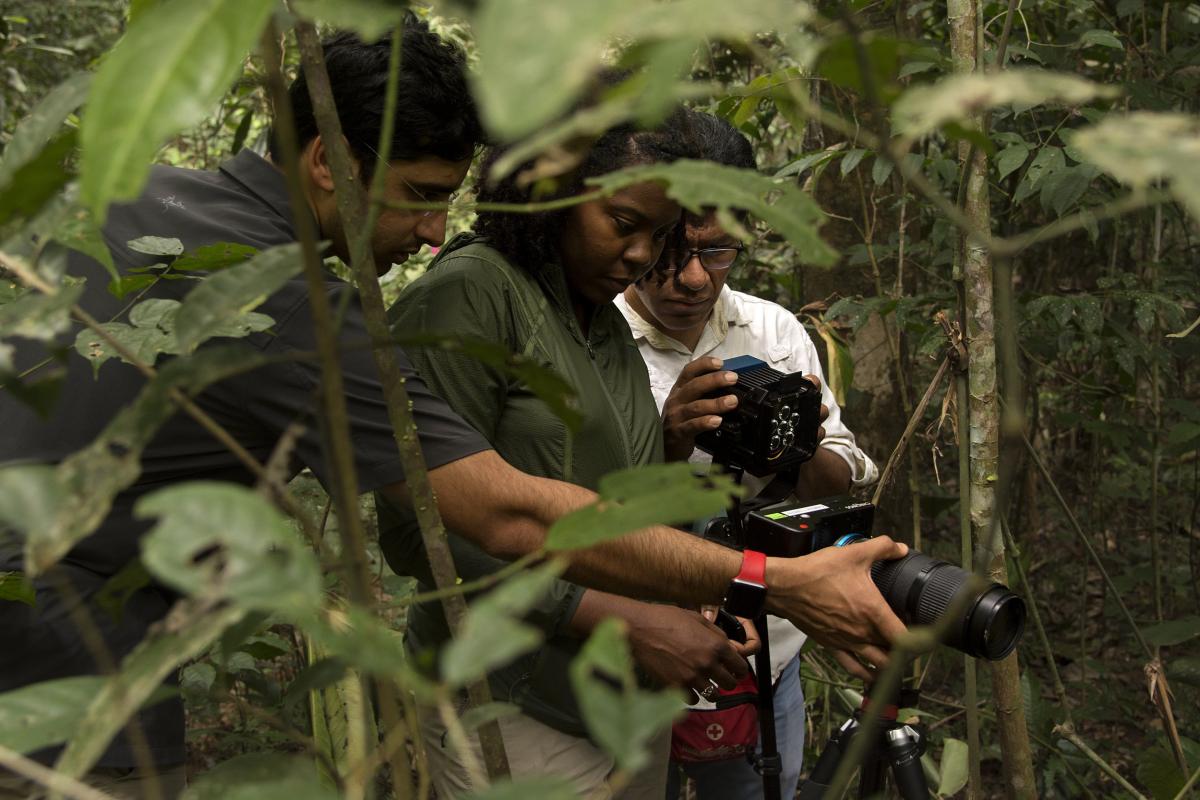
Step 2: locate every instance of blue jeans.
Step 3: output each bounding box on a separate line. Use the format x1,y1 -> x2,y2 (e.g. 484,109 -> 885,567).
666,653 -> 806,800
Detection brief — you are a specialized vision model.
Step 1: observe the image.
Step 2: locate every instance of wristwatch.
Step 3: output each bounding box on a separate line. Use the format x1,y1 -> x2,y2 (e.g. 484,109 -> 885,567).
723,550 -> 767,619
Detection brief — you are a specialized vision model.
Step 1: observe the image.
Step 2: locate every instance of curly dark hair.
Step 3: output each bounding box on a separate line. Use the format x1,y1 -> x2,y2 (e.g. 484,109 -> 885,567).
270,14 -> 484,180
473,106 -> 700,281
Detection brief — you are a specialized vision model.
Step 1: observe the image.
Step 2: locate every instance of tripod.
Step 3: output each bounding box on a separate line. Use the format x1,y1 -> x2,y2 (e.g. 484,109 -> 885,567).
705,462 -> 803,800
798,689 -> 928,799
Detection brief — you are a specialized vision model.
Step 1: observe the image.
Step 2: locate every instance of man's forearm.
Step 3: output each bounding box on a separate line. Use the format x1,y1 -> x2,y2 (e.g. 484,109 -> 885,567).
417,450 -> 738,607
794,446 -> 853,501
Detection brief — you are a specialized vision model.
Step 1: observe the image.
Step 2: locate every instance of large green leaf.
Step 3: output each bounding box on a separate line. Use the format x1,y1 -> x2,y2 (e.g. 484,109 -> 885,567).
587,159 -> 837,267
546,463 -> 741,551
440,563 -> 565,687
7,185 -> 117,279
0,72 -> 89,190
0,283 -> 83,342
76,297 -> 273,374
1142,616 -> 1200,647
80,0 -> 276,220
174,243 -> 305,353
183,753 -> 341,800
892,70 -> 1118,139
138,483 -> 323,616
17,346 -> 267,573
54,600 -> 244,781
1072,112 -> 1200,219
0,130 -> 78,227
936,738 -> 969,797
471,0 -> 805,142
0,677 -> 106,754
568,618 -> 684,772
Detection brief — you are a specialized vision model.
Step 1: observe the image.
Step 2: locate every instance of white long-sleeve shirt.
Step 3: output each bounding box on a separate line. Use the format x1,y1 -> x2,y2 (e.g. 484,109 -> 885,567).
616,286 -> 879,683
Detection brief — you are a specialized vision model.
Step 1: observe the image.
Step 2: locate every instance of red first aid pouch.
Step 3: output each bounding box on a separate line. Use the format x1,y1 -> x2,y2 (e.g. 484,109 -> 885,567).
669,670 -> 760,763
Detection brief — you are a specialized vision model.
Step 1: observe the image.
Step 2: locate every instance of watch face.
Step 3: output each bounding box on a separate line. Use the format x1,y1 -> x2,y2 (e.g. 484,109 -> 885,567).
725,578 -> 767,620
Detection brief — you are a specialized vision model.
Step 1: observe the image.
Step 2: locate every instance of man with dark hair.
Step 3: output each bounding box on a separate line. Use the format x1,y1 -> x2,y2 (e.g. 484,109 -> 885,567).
0,19 -> 905,799
616,112 -> 879,799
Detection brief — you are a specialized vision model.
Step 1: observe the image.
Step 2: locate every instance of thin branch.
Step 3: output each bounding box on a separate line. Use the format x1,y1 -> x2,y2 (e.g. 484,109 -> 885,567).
871,355 -> 951,506
1053,724 -> 1149,800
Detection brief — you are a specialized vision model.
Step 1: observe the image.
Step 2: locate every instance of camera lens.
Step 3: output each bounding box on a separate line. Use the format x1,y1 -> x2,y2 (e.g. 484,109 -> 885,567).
869,552 -> 1026,660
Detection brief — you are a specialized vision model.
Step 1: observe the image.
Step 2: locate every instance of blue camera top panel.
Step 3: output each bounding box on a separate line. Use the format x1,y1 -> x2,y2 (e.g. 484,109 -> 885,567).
723,355 -> 767,373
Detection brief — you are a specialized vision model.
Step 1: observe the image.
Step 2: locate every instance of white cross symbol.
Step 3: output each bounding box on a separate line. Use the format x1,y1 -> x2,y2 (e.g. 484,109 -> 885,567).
706,723 -> 724,741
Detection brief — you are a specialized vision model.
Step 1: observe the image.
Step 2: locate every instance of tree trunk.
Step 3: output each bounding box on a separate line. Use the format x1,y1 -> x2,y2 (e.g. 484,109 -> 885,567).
947,2 -> 1038,798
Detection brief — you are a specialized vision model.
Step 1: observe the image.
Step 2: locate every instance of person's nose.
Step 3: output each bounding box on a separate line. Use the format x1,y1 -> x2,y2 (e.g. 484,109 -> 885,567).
414,210 -> 449,248
677,254 -> 710,292
623,234 -> 660,274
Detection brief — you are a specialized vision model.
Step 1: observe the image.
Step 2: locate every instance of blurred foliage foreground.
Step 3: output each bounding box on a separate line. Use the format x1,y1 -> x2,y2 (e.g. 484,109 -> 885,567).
0,0 -> 1197,798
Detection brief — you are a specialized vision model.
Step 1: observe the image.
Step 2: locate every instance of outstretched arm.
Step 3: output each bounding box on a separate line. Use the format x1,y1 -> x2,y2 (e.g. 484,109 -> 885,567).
381,449 -> 908,678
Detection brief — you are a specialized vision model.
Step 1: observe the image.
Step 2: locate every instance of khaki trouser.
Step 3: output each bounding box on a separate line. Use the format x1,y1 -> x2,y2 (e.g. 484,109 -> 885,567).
421,706 -> 670,800
0,765 -> 187,800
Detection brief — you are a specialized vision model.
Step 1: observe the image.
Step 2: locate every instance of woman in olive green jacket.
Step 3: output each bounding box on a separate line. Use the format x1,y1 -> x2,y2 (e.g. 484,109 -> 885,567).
379,110 -> 756,798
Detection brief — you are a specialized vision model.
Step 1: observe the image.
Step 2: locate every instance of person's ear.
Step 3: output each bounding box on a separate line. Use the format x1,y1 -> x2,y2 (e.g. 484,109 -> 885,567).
302,135 -> 336,193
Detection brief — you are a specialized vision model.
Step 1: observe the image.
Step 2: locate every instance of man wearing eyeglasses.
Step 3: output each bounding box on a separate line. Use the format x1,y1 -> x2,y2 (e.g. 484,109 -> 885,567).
615,112 -> 879,800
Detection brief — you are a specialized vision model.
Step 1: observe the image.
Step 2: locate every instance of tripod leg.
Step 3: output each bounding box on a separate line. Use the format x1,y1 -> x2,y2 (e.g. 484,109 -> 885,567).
753,619 -> 782,800
797,720 -> 856,800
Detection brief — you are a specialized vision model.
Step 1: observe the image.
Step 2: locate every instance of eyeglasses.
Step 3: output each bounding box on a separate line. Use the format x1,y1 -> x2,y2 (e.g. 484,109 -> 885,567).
363,144 -> 456,218
666,246 -> 744,273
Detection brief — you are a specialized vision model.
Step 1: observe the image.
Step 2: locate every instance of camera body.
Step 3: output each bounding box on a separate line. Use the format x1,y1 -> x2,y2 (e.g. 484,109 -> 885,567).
694,355 -> 822,477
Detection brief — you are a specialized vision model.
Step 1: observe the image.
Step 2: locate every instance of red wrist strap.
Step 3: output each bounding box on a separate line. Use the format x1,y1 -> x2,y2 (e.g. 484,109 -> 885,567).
737,550 -> 767,586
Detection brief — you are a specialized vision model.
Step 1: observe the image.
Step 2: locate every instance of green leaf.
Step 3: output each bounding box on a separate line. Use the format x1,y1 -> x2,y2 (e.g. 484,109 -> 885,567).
0,129 -> 78,226
1013,146 -> 1065,206
55,600 -> 244,781
471,0 -> 805,141
936,738 -> 969,797
138,483 -> 323,616
0,283 -> 84,342
78,291 -> 274,373
586,159 -> 837,267
440,563 -> 565,687
395,332 -> 582,431
1072,112 -> 1200,220
569,618 -> 684,772
817,33 -> 908,102
0,677 -> 106,754
174,243 -> 304,353
184,753 -> 342,800
127,235 -> 184,257
1077,29 -> 1125,50
871,155 -> 894,185
1135,742 -> 1189,800
840,148 -> 868,176
0,72 -> 89,190
281,658 -> 349,709
995,143 -> 1030,182
1168,657 -> 1200,688
290,0 -> 408,41
893,70 -> 1118,139
180,663 -> 216,700
0,466 -> 64,546
546,463 -> 741,551
172,241 -> 258,272
17,346 -> 267,573
0,572 -> 36,607
1142,616 -> 1200,647
14,186 -> 117,280
441,615 -> 542,688
80,0 -> 276,220
1041,165 -> 1095,216
463,777 -> 577,800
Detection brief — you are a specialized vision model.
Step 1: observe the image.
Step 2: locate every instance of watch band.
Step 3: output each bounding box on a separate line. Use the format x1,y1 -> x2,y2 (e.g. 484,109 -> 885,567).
737,549 -> 767,587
